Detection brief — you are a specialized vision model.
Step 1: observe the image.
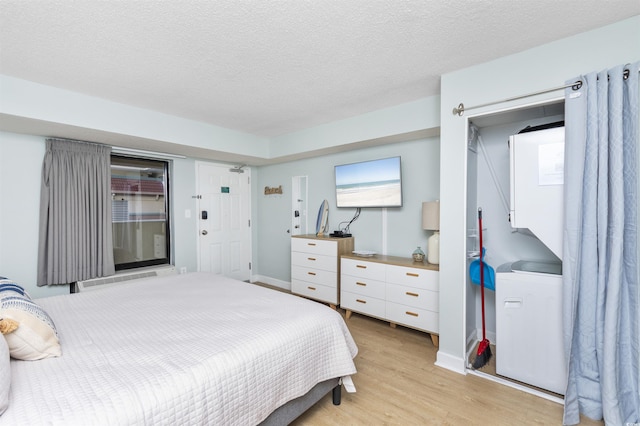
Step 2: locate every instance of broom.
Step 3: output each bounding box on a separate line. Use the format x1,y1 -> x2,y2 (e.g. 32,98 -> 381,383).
472,208 -> 492,369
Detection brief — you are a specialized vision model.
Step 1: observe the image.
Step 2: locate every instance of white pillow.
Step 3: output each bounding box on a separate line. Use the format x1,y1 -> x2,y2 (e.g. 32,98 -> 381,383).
0,295 -> 61,361
0,336 -> 9,415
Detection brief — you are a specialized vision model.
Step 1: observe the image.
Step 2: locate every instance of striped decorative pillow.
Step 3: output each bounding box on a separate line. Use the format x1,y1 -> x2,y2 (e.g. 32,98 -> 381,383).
0,335 -> 9,415
0,279 -> 61,360
0,279 -> 30,298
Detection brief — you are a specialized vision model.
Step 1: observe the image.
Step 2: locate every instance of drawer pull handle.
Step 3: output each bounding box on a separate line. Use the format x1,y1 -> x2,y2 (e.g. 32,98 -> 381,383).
406,291 -> 419,297
308,257 -> 316,261
307,286 -> 316,291
356,282 -> 367,286
356,265 -> 367,269
406,272 -> 419,277
307,243 -> 316,246
307,272 -> 316,276
405,311 -> 419,317
356,299 -> 367,304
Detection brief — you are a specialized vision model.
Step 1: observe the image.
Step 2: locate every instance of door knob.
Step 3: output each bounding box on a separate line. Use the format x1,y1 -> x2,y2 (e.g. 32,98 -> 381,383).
201,230 -> 208,235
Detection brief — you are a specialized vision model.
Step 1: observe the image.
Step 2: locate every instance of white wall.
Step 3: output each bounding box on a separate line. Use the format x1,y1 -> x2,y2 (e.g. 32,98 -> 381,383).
0,130 -> 439,298
0,131 -> 200,298
170,158 -> 199,275
0,75 -> 441,163
1,16 -> 637,372
269,97 -> 440,158
0,76 -> 268,158
438,16 -> 640,372
254,137 -> 440,287
0,132 -> 68,298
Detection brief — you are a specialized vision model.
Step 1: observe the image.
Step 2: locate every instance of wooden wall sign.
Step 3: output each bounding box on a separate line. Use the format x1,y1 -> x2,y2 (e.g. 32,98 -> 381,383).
264,185 -> 283,195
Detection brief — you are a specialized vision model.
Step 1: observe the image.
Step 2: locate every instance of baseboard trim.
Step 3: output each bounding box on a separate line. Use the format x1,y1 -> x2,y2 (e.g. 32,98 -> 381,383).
435,351 -> 467,375
467,369 -> 565,405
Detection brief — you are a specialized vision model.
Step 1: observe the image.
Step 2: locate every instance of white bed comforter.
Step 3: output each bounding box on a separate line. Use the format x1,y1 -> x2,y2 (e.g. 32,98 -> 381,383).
1,273 -> 358,425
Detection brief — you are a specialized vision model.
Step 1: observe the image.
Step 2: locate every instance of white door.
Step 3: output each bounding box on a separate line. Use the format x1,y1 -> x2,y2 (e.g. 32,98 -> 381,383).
196,162 -> 251,281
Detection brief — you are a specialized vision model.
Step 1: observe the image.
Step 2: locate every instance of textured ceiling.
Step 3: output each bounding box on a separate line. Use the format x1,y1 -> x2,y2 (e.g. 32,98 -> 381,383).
1,1 -> 639,138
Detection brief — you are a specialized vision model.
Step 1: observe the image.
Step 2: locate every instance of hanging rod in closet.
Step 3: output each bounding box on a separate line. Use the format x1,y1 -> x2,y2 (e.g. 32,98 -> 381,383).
452,68 -> 634,116
452,81 -> 581,117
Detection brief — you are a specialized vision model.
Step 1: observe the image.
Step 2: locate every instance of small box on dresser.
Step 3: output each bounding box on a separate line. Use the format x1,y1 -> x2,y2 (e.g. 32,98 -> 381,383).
291,235 -> 354,308
340,254 -> 440,347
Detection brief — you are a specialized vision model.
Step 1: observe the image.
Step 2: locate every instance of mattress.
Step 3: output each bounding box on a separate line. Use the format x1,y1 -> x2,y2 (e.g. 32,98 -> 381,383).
1,273 -> 358,425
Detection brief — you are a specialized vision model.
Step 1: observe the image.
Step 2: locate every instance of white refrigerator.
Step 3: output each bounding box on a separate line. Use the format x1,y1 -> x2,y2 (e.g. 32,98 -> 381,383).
495,261 -> 566,395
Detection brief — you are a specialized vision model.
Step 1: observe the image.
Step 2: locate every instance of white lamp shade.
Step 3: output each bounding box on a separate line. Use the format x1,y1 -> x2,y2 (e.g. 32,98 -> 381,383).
422,201 -> 440,230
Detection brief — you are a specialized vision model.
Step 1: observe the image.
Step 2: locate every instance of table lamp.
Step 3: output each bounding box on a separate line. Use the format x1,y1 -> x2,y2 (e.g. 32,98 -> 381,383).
422,200 -> 440,264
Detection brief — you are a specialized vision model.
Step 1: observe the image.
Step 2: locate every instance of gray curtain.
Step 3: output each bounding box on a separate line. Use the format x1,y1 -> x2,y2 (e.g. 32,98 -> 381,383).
37,138 -> 115,286
563,62 -> 639,425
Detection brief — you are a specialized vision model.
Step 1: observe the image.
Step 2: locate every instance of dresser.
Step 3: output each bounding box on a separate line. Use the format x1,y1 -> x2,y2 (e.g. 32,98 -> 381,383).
340,254 -> 440,346
291,235 -> 354,308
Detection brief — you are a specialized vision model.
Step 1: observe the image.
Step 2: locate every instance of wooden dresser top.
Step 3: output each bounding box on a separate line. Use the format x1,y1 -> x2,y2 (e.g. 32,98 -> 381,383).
341,254 -> 439,271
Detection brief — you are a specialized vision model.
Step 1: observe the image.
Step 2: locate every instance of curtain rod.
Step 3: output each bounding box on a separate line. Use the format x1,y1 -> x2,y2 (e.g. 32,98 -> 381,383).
112,146 -> 186,159
452,68 -> 635,116
45,137 -> 187,159
452,81 -> 581,116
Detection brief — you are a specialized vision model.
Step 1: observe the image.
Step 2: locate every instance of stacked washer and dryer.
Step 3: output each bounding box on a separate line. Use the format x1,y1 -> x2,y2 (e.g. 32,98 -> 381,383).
495,124 -> 566,395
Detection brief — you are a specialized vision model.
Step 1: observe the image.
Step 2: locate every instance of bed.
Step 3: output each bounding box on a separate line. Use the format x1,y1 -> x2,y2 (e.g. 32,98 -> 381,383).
0,272 -> 358,425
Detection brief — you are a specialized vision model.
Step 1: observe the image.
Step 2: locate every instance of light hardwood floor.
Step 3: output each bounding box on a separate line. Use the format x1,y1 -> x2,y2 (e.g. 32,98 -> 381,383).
289,308 -> 603,426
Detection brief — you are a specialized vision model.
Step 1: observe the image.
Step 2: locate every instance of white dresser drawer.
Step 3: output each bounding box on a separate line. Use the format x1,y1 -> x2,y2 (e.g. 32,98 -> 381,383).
291,238 -> 336,256
291,251 -> 336,272
291,265 -> 337,288
341,258 -> 386,280
386,265 -> 439,291
292,280 -> 337,304
386,301 -> 439,333
340,291 -> 385,318
386,284 -> 438,312
341,274 -> 386,299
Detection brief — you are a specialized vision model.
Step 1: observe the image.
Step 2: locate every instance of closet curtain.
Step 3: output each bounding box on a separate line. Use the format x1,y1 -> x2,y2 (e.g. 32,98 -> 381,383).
37,138 -> 115,286
563,62 -> 640,425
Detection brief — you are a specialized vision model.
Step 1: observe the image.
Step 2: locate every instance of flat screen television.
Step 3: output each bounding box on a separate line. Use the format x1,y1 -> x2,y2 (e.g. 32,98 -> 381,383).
335,156 -> 403,208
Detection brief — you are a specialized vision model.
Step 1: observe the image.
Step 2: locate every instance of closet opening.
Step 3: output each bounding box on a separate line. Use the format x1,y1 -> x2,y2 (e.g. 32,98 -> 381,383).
464,98 -> 566,403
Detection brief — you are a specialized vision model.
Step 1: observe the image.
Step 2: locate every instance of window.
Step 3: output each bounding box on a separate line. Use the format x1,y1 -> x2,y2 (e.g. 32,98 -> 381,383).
111,155 -> 170,271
